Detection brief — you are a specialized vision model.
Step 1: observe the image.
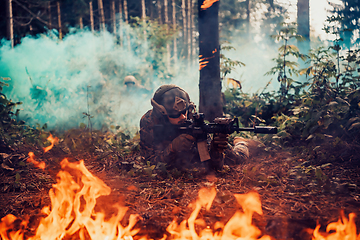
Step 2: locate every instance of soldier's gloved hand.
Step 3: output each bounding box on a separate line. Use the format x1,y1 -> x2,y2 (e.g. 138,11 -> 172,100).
170,134 -> 196,153
211,133 -> 229,152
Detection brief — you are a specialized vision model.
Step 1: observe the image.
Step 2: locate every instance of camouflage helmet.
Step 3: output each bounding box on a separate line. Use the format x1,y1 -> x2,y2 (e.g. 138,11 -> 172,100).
151,84 -> 195,117
124,75 -> 137,85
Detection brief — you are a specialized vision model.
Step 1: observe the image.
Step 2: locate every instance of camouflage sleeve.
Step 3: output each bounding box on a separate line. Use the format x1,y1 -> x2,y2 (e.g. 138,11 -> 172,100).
139,110 -> 175,165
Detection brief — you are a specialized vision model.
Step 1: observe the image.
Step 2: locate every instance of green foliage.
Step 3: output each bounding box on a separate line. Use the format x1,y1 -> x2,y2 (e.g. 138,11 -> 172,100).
224,20 -> 360,164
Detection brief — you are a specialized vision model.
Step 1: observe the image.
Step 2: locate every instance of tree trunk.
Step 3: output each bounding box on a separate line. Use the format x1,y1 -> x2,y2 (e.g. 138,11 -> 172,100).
157,0 -> 162,24
297,0 -> 310,52
79,17 -> 83,29
124,0 -> 129,24
48,1 -> 52,29
98,0 -> 106,32
182,0 -> 187,59
187,0 -> 192,64
172,0 -> 177,67
112,0 -> 116,34
198,0 -> 222,121
6,0 -> 14,48
119,0 -> 123,46
57,1 -> 62,40
141,0 -> 146,37
123,0 -> 131,50
90,1 -> 94,32
164,0 -> 170,68
191,0 -> 196,66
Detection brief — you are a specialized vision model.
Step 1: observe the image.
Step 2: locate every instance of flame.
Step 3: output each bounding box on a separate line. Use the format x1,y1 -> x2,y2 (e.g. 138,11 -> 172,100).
201,0 -> 219,9
27,152 -> 46,170
312,211 -> 360,240
199,57 -> 209,71
26,134 -> 59,169
166,187 -> 270,240
43,134 -> 59,153
0,159 -> 141,240
3,151 -> 360,240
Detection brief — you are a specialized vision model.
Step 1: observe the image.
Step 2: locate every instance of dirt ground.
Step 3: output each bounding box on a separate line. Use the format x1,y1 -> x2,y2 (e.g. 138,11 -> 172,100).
1,140 -> 360,240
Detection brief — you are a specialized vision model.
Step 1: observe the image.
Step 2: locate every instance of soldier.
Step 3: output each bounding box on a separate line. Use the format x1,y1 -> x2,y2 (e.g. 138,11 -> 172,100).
139,84 -> 249,172
124,75 -> 150,95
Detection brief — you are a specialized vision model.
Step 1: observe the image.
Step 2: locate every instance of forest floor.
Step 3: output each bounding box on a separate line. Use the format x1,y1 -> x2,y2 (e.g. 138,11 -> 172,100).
1,136 -> 360,240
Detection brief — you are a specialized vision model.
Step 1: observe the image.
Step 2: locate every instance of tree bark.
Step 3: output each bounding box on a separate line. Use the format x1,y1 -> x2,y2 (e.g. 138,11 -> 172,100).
297,0 -> 310,52
112,0 -> 116,34
79,17 -> 83,29
98,0 -> 106,32
198,0 -> 222,121
182,0 -> 187,59
6,0 -> 14,48
90,1 -> 94,32
57,1 -> 62,40
124,0 -> 129,24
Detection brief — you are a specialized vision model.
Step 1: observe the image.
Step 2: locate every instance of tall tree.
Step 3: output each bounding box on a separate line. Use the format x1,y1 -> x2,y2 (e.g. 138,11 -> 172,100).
6,0 -> 14,48
57,1 -> 62,39
111,0 -> 116,33
198,0 -> 222,121
89,1 -> 94,32
98,0 -> 105,31
172,0 -> 177,66
297,0 -> 310,53
187,0 -> 192,63
158,0 -> 162,24
182,0 -> 187,59
123,0 -> 128,24
164,0 -> 170,68
119,0 -> 123,45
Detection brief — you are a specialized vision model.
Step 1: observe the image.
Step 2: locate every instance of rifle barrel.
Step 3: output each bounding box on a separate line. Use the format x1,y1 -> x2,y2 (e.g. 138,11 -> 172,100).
237,126 -> 277,134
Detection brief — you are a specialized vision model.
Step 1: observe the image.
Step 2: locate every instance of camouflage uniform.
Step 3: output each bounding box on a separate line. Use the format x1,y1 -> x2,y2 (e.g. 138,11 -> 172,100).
139,84 -> 249,171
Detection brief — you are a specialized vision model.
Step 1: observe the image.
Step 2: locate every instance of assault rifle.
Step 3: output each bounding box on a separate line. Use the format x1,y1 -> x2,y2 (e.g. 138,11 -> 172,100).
177,113 -> 277,136
154,113 -> 277,162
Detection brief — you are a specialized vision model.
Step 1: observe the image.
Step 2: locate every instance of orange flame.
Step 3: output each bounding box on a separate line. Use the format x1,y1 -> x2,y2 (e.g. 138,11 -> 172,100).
201,0 -> 219,9
27,152 -> 46,170
0,159 -> 141,240
166,187 -> 271,240
312,211 -> 360,240
43,134 -> 59,153
199,55 -> 209,71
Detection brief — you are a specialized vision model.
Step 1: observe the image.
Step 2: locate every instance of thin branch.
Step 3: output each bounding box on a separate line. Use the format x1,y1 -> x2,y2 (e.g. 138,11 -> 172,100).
12,0 -> 51,27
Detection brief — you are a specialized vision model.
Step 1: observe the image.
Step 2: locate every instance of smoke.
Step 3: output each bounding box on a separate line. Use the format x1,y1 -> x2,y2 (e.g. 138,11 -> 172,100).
0,25 -> 199,135
220,36 -> 279,94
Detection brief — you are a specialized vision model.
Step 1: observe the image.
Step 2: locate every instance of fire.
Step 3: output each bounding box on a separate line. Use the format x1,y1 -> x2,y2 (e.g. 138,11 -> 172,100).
27,152 -> 46,170
200,0 -> 219,9
199,55 -> 209,71
2,135 -> 360,240
312,211 -> 360,240
0,159 -> 141,240
26,134 -> 59,170
166,188 -> 270,240
43,134 -> 59,153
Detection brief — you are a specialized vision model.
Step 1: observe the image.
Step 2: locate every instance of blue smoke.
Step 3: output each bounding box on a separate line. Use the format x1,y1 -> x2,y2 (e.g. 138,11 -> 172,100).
0,27 -> 199,134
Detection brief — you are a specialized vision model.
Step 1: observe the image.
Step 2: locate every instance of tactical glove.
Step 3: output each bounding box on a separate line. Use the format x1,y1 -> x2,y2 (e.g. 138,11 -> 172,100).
170,134 -> 196,153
